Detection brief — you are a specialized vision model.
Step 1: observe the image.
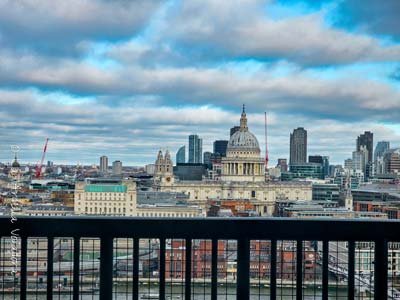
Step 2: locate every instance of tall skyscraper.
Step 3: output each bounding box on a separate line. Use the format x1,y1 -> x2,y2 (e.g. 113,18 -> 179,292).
100,155 -> 108,173
188,134 -> 202,163
176,146 -> 186,164
112,160 -> 122,175
213,140 -> 228,157
357,131 -> 373,163
309,155 -> 323,164
290,127 -> 307,165
230,126 -> 240,137
374,141 -> 390,161
374,141 -> 390,175
357,131 -> 373,179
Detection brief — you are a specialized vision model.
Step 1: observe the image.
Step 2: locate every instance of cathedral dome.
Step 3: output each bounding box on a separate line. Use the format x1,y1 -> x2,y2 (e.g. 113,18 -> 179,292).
227,105 -> 260,153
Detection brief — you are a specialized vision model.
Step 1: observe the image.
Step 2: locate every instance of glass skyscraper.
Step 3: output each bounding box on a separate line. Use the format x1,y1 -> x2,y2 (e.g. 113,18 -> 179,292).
188,134 -> 202,163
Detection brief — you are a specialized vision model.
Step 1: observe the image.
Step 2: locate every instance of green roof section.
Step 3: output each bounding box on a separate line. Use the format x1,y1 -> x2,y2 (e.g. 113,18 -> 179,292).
84,184 -> 127,193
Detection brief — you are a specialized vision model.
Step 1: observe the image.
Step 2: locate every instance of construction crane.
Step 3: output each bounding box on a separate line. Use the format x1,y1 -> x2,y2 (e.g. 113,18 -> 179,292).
35,138 -> 49,178
264,111 -> 269,171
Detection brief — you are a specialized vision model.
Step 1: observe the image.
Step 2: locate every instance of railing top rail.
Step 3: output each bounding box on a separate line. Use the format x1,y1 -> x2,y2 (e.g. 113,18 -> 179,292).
1,216 -> 400,241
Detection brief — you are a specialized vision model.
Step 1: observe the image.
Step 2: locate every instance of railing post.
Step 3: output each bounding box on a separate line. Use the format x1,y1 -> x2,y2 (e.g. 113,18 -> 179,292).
374,239 -> 388,300
20,236 -> 27,300
47,237 -> 54,300
237,238 -> 249,300
322,240 -> 329,300
73,237 -> 80,300
132,238 -> 139,300
348,241 -> 355,300
211,239 -> 218,300
296,240 -> 303,300
159,238 -> 166,300
185,239 -> 192,300
99,237 -> 113,300
270,240 -> 277,300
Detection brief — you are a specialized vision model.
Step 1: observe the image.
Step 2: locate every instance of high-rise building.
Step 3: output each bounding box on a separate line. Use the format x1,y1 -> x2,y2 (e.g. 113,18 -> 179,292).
112,160 -> 122,175
277,158 -> 288,172
213,140 -> 228,157
230,126 -> 240,137
99,156 -> 108,173
203,151 -> 212,168
344,158 -> 353,170
188,134 -> 202,163
374,141 -> 390,175
352,146 -> 368,181
357,131 -> 373,178
357,131 -> 373,163
383,149 -> 400,175
290,127 -> 307,165
322,156 -> 330,178
375,141 -> 390,161
176,146 -> 186,164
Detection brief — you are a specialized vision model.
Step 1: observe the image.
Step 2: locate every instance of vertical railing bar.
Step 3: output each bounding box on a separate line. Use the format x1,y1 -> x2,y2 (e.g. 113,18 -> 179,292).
159,238 -> 166,300
185,239 -> 192,300
20,236 -> 27,300
322,240 -> 329,300
237,238 -> 250,300
348,241 -> 355,300
270,240 -> 277,300
132,238 -> 139,300
73,237 -> 80,300
296,240 -> 303,300
211,239 -> 218,300
374,239 -> 388,300
47,237 -> 54,300
99,237 -> 113,300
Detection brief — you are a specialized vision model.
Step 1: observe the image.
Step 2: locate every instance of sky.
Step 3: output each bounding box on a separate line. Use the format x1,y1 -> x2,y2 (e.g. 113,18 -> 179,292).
0,0 -> 400,166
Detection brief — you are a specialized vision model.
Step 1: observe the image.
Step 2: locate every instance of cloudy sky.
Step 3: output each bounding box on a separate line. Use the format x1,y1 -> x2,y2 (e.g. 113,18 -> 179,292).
1,0 -> 400,166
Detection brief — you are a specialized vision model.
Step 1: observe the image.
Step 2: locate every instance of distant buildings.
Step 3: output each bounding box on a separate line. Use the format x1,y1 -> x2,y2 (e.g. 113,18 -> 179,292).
188,134 -> 203,163
176,145 -> 186,164
99,155 -> 108,173
213,140 -> 228,157
112,160 -> 122,175
383,149 -> 400,175
230,126 -> 240,137
276,158 -> 288,172
203,151 -> 212,168
290,127 -> 307,165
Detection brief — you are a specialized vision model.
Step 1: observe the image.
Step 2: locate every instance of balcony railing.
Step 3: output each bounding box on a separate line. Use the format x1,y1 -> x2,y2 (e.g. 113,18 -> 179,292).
1,216 -> 400,300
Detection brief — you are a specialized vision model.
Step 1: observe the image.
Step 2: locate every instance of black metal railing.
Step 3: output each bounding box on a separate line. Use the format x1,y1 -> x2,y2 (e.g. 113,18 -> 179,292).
1,216 -> 400,300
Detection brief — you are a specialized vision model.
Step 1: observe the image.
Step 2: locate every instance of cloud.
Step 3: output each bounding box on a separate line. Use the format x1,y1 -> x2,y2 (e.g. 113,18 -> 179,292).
0,0 -> 162,54
335,0 -> 400,41
158,0 -> 400,66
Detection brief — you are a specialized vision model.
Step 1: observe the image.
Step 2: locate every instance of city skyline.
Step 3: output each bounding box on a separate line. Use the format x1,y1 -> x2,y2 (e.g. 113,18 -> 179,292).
0,0 -> 400,165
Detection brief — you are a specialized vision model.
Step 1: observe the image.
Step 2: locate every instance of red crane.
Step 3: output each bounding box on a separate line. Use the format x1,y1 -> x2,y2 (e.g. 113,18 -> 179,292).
35,138 -> 49,178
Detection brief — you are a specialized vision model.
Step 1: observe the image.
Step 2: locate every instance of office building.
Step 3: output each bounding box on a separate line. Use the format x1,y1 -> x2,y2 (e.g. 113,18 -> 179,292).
357,131 -> 373,179
285,163 -> 323,180
309,155 -> 323,164
188,134 -> 202,163
213,140 -> 228,157
375,141 -> 390,175
290,127 -> 307,165
203,151 -> 212,168
230,126 -> 240,137
74,178 -> 137,216
277,158 -> 288,172
99,155 -> 108,173
112,160 -> 122,175
384,149 -> 400,175
176,145 -> 186,164
312,183 -> 340,202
